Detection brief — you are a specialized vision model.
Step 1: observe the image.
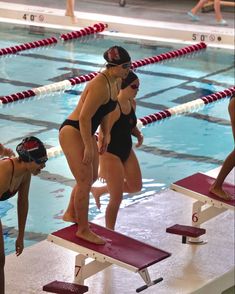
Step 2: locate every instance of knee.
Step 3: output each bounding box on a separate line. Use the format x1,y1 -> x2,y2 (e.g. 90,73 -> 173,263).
109,195 -> 123,207
129,181 -> 142,193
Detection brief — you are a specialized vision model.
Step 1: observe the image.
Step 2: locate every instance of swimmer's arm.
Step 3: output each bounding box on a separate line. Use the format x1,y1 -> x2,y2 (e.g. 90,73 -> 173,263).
99,106 -> 120,154
100,105 -> 120,136
132,126 -> 143,147
0,143 -> 15,158
16,173 -> 30,255
130,98 -> 143,147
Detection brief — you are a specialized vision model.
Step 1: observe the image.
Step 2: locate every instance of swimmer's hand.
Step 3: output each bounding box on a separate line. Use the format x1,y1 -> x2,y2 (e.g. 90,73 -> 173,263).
83,147 -> 93,165
99,134 -> 109,155
15,237 -> 24,256
135,132 -> 143,148
131,127 -> 143,148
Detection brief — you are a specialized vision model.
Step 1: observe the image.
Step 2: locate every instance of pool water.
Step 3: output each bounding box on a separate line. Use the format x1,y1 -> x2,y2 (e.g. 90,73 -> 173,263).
0,22 -> 234,254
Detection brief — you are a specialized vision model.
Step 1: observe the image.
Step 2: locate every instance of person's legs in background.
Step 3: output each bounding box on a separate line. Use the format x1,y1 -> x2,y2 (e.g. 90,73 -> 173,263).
65,0 -> 78,23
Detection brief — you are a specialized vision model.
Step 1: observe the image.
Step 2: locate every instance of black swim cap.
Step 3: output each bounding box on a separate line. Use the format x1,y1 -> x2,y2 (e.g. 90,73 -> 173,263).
103,46 -> 131,65
16,136 -> 47,164
121,70 -> 138,89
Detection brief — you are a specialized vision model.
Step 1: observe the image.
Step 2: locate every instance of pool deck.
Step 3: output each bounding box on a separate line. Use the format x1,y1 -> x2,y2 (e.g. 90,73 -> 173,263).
1,1 -> 235,293
0,0 -> 234,48
5,167 -> 235,294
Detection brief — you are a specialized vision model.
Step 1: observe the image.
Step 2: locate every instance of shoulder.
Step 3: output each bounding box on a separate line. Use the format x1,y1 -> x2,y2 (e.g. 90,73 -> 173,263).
0,159 -> 13,192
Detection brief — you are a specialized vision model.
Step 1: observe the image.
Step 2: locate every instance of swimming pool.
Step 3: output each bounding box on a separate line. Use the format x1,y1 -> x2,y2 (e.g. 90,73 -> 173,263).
0,22 -> 234,254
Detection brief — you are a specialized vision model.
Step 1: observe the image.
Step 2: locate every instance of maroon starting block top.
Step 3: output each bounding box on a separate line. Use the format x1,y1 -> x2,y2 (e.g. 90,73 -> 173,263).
173,173 -> 235,206
43,280 -> 88,294
51,223 -> 171,270
166,224 -> 206,238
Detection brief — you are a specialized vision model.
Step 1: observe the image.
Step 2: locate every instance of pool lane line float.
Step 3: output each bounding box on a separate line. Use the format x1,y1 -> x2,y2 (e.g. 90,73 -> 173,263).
138,86 -> 235,127
46,86 -> 234,159
0,37 -> 58,56
60,23 -> 108,41
0,42 -> 207,105
0,23 -> 108,56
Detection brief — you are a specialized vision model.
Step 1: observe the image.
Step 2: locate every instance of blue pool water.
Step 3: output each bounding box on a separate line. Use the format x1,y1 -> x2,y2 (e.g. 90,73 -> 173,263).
0,22 -> 234,254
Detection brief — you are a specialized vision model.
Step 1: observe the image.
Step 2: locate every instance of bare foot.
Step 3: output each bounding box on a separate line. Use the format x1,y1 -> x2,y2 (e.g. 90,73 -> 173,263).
76,229 -> 106,244
210,185 -> 232,200
63,212 -> 77,223
65,13 -> 78,24
91,187 -> 103,209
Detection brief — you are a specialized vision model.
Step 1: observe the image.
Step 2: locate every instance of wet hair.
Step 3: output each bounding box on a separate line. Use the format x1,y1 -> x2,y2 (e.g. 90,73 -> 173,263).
121,70 -> 138,89
103,46 -> 131,66
16,136 -> 47,164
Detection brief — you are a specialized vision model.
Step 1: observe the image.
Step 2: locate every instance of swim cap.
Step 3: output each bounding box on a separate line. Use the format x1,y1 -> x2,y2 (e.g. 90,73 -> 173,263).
121,70 -> 138,89
103,46 -> 131,65
16,136 -> 47,164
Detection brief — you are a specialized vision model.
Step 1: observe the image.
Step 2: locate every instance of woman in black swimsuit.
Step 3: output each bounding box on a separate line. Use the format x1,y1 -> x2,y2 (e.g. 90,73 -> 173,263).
210,94 -> 235,199
0,136 -> 47,294
91,71 -> 143,230
59,46 -> 132,244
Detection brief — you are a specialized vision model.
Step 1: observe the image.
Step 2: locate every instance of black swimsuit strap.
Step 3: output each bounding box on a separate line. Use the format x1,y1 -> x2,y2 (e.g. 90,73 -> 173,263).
100,72 -> 111,99
8,158 -> 14,187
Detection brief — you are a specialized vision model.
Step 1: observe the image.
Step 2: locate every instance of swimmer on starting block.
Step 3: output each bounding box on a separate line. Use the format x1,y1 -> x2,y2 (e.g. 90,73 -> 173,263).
59,46 -> 132,244
91,70 -> 143,230
0,136 -> 47,294
210,94 -> 235,200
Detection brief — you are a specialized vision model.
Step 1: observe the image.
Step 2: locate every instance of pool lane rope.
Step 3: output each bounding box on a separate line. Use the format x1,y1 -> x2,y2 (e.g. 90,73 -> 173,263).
0,37 -> 58,56
0,42 -> 206,105
0,23 -> 107,56
60,23 -> 107,41
46,86 -> 234,159
137,86 -> 235,127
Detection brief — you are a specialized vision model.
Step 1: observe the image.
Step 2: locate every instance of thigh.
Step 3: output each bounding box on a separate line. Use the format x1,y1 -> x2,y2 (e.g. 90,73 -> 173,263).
92,136 -> 99,182
101,153 -> 124,196
59,126 -> 93,184
123,149 -> 142,186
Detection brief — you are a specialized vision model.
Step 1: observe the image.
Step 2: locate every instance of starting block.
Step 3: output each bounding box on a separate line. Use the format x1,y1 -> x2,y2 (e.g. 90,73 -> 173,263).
43,280 -> 88,294
171,172 -> 235,243
166,224 -> 206,244
45,222 -> 171,293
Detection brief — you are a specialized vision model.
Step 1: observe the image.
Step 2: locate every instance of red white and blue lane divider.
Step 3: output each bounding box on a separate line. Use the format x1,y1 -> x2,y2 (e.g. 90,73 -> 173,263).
0,42 -> 207,105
